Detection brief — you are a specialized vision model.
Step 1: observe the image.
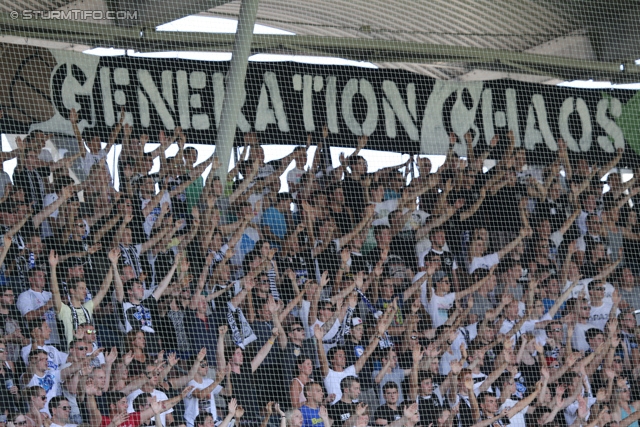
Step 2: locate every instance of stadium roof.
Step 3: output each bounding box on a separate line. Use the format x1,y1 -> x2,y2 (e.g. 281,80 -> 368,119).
1,0 -> 640,83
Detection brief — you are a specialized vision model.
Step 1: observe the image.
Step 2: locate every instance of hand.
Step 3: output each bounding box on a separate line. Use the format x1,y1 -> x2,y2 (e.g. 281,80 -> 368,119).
218,325 -> 228,336
267,296 -> 279,315
179,386 -> 195,399
320,270 -> 330,288
355,403 -> 368,416
464,377 -> 474,391
88,244 -> 102,255
265,401 -> 274,416
123,351 -> 134,366
403,403 -> 418,419
49,250 -> 58,267
319,406 -> 329,420
577,395 -> 588,420
313,324 -> 324,341
357,134 -> 368,150
540,366 -> 550,382
605,367 -> 616,380
69,108 -> 78,124
108,412 -> 129,427
215,365 -> 229,383
326,393 -> 336,403
274,403 -> 285,417
449,132 -> 457,146
235,405 -> 245,419
105,347 -> 118,365
228,398 -> 238,418
196,347 -> 207,362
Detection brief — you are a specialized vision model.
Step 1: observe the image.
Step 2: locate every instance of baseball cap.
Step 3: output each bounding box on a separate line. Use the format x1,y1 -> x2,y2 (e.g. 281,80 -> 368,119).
352,317 -> 363,327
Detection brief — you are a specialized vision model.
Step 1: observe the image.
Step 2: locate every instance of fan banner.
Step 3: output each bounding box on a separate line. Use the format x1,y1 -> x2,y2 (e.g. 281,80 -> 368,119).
2,43 -> 640,163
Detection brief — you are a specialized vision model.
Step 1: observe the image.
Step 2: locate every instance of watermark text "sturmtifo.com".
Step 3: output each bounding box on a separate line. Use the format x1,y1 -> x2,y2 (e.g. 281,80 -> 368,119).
9,10 -> 138,20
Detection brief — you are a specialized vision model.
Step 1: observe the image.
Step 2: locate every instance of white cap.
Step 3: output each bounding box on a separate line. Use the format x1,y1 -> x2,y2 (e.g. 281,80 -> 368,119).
352,317 -> 363,327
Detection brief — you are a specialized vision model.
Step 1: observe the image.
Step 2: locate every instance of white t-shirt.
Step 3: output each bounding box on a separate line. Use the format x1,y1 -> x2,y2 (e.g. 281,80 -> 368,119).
312,318 -> 341,353
17,289 -> 60,344
82,149 -> 109,178
589,301 -> 619,331
184,378 -> 223,427
572,322 -> 600,352
127,389 -> 172,426
27,370 -> 62,415
21,344 -> 68,370
372,199 -> 399,226
325,365 -> 357,404
563,279 -> 615,302
468,253 -> 500,274
142,191 -> 171,237
499,398 -> 527,427
422,286 -> 455,329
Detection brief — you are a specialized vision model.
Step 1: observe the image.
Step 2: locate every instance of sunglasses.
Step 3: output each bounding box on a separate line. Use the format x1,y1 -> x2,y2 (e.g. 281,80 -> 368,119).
15,421 -> 27,426
75,346 -> 88,351
291,327 -> 304,332
550,328 -> 562,333
85,329 -> 96,334
38,395 -> 47,401
0,349 -> 5,353
200,362 -> 209,368
59,406 -> 72,411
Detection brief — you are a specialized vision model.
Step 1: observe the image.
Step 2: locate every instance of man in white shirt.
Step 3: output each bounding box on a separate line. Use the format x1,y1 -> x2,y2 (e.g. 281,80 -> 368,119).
25,349 -> 66,415
21,319 -> 68,371
587,280 -> 620,330
316,321 -> 383,404
48,396 -> 79,427
571,298 -> 601,352
127,363 -> 174,427
17,267 -> 61,345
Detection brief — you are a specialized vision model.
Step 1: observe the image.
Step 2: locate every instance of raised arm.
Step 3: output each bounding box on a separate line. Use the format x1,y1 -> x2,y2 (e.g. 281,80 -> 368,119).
48,250 -> 63,314
250,328 -> 279,373
354,314 -> 389,374
152,253 -> 180,300
92,267 -> 113,309
497,227 -> 531,259
109,247 -> 124,303
141,386 -> 195,424
314,324 -> 330,378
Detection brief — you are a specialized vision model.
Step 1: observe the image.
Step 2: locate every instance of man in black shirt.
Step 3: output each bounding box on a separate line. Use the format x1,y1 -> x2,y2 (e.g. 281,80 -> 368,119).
416,372 -> 448,427
328,377 -> 366,427
374,382 -> 402,425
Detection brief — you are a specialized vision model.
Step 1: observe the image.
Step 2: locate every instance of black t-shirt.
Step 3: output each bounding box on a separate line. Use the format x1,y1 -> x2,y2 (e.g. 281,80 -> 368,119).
418,394 -> 447,427
374,404 -> 402,424
329,400 -> 357,426
231,364 -> 260,419
342,176 -> 366,219
13,166 -> 51,212
331,208 -> 354,236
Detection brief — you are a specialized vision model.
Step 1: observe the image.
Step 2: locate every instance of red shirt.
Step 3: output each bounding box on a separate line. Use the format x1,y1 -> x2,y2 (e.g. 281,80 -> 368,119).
100,412 -> 141,427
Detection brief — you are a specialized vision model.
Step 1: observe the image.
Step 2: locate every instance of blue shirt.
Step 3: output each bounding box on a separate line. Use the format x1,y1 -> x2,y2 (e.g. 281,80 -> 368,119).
543,298 -> 564,319
262,207 -> 287,239
301,405 -> 324,427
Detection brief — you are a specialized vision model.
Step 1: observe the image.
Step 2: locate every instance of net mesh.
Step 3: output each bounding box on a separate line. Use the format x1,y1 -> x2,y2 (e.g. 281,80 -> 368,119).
0,1 -> 639,427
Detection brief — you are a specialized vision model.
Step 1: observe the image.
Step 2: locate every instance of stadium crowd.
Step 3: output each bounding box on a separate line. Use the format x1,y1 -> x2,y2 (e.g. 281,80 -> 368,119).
1,108 -> 640,427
